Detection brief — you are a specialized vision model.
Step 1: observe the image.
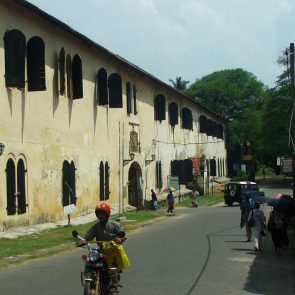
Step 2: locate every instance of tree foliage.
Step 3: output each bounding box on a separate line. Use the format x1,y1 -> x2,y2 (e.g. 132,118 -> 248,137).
186,69 -> 266,121
169,76 -> 189,91
185,66 -> 293,175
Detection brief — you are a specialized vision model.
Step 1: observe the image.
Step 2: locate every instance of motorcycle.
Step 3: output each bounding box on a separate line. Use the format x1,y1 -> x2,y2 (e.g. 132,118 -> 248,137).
72,230 -> 131,295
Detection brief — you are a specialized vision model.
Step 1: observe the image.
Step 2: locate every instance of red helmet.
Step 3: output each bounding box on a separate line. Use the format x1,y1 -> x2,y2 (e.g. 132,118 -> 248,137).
95,202 -> 111,218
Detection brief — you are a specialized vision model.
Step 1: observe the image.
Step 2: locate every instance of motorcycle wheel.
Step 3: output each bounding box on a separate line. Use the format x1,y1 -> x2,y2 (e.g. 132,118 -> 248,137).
83,280 -> 100,295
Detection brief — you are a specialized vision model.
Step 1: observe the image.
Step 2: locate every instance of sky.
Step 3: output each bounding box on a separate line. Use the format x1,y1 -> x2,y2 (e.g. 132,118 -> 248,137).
28,0 -> 295,88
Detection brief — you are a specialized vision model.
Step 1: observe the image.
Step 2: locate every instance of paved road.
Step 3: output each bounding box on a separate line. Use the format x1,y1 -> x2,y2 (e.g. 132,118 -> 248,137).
0,186 -> 294,295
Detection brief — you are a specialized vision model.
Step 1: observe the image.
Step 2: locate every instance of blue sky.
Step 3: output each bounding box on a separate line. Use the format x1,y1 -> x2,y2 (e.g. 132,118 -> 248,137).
28,0 -> 295,88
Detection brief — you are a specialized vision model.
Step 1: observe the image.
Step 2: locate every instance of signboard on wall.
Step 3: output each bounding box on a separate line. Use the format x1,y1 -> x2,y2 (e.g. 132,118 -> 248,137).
63,204 -> 76,215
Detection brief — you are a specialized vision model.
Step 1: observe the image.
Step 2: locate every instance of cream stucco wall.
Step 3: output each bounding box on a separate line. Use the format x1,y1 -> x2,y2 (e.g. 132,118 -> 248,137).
0,0 -> 227,230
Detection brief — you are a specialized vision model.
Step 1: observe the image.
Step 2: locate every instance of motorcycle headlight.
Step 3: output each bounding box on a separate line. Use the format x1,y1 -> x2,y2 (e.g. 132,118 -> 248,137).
89,252 -> 100,262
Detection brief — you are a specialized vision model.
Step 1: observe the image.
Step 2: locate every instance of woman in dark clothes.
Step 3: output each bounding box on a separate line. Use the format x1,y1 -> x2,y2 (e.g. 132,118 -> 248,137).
267,209 -> 285,256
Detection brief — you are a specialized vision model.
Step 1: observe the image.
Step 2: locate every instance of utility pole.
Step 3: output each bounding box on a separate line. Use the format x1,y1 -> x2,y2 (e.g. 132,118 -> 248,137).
289,43 -> 295,198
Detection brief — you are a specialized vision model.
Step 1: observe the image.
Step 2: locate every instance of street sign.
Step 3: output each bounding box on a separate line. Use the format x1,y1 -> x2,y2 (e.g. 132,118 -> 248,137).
63,204 -> 76,215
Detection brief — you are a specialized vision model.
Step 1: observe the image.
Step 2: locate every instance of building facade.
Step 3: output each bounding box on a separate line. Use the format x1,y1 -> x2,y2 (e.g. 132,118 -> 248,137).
0,0 -> 227,230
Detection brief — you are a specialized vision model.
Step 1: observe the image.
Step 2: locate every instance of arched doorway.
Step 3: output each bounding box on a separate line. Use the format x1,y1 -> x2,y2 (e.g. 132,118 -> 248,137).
128,162 -> 143,209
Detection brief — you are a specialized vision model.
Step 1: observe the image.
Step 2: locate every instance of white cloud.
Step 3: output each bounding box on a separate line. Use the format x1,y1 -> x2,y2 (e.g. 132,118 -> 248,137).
26,0 -> 295,86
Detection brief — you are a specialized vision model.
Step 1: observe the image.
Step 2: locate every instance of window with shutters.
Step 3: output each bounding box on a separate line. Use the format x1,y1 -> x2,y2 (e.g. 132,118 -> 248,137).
108,73 -> 122,108
126,82 -> 138,115
97,68 -> 108,105
72,54 -> 83,99
59,47 -> 65,95
99,161 -> 110,201
154,94 -> 166,121
6,158 -> 27,216
27,36 -> 46,91
155,161 -> 162,189
62,160 -> 76,206
169,102 -> 178,126
181,107 -> 193,130
4,29 -> 26,89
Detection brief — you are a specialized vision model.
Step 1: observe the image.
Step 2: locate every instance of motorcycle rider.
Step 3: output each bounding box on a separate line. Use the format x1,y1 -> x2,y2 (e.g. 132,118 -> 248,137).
77,202 -> 126,295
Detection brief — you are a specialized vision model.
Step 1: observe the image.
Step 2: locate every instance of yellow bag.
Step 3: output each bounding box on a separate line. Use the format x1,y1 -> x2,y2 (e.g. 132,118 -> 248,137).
103,242 -> 131,269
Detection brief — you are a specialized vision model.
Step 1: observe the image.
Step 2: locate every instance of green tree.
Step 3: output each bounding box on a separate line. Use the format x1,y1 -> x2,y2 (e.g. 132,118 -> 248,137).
186,68 -> 267,177
186,69 -> 266,121
169,76 -> 189,91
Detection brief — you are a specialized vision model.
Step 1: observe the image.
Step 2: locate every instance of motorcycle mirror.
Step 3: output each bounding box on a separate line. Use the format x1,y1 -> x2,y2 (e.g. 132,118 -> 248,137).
72,230 -> 79,237
117,231 -> 126,238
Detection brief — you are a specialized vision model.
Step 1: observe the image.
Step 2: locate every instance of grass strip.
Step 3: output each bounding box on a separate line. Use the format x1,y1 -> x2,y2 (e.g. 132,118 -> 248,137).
0,194 -> 224,269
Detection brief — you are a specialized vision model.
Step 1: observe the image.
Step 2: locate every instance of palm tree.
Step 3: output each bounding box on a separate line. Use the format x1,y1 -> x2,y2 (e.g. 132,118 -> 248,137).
169,76 -> 189,91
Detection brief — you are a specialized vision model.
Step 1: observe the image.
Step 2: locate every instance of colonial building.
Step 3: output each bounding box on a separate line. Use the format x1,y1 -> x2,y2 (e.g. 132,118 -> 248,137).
0,0 -> 227,230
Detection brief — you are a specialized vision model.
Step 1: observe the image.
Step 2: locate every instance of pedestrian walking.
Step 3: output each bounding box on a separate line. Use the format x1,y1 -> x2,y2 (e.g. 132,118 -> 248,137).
240,194 -> 253,242
267,209 -> 286,256
191,189 -> 199,208
151,189 -> 158,210
248,202 -> 266,252
167,190 -> 175,214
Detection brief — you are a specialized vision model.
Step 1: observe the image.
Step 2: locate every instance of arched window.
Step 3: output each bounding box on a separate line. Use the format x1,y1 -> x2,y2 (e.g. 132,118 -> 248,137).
72,54 -> 83,99
59,47 -> 65,95
62,160 -> 76,206
169,102 -> 178,126
181,107 -> 193,130
105,162 -> 110,200
27,36 -> 46,91
17,159 -> 27,214
108,73 -> 122,108
97,68 -> 108,105
154,94 -> 166,121
6,159 -> 16,215
4,29 -> 26,89
99,161 -> 104,201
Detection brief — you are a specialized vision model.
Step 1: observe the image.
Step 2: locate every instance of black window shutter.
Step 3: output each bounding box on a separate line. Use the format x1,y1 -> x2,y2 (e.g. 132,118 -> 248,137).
105,162 -> 110,200
97,68 -> 108,105
133,85 -> 137,114
59,47 -> 65,95
154,94 -> 166,121
70,161 -> 76,205
6,159 -> 16,215
169,103 -> 178,126
108,73 -> 123,108
62,161 -> 71,206
17,159 -> 27,214
27,36 -> 46,91
99,162 -> 105,201
4,30 -> 26,89
72,54 -> 83,99
126,82 -> 132,114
